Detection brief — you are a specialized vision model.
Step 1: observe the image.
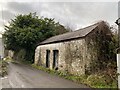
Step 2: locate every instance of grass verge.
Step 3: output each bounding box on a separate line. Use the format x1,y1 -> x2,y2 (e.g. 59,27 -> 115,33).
32,64 -> 118,88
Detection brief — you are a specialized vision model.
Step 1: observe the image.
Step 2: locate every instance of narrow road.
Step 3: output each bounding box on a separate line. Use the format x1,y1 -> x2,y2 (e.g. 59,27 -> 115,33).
1,62 -> 88,88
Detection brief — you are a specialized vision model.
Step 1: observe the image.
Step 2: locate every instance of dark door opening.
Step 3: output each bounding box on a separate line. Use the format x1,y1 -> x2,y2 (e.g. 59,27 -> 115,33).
46,50 -> 50,68
53,50 -> 59,69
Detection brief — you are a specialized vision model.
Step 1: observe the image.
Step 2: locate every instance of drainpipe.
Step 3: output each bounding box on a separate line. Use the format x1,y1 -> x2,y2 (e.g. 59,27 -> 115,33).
115,18 -> 120,89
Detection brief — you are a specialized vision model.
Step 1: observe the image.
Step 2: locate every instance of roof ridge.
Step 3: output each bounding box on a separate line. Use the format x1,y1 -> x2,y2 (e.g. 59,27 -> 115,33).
46,22 -> 99,39
39,21 -> 104,45
76,22 -> 99,31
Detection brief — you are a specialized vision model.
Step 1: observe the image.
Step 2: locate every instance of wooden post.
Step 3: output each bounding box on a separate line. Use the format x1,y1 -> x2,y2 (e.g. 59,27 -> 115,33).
117,54 -> 120,88
115,18 -> 120,89
117,26 -> 120,89
119,25 -> 120,47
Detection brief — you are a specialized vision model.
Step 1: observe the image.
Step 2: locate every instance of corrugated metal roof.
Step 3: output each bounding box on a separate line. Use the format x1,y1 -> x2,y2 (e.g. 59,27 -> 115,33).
39,22 -> 100,45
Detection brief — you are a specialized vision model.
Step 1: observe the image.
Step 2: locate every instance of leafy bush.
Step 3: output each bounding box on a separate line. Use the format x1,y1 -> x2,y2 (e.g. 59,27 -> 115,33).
32,64 -> 117,88
0,60 -> 8,77
3,13 -> 69,62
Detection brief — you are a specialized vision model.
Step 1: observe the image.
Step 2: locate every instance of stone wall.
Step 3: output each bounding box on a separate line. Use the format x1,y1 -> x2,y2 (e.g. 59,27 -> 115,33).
84,23 -> 112,74
35,42 -> 66,71
34,22 -> 112,76
84,30 -> 99,74
4,50 -> 14,58
34,38 -> 93,75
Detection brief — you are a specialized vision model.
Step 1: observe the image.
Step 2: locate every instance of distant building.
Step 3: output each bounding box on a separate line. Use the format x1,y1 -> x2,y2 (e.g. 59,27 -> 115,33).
34,21 -> 112,75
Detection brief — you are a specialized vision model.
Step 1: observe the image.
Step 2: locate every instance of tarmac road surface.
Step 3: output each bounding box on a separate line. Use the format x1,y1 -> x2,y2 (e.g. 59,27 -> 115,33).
1,62 -> 89,88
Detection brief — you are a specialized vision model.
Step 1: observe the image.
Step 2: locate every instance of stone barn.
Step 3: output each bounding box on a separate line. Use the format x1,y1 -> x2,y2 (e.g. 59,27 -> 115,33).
34,21 -> 112,75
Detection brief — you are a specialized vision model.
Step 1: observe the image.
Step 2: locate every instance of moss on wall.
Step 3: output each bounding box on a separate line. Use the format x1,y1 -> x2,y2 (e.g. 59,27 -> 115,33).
85,23 -> 112,74
34,22 -> 113,76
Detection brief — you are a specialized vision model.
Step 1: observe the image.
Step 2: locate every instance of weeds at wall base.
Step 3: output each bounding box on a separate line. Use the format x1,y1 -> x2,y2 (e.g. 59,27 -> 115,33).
0,60 -> 8,77
8,59 -> 118,88
31,64 -> 118,88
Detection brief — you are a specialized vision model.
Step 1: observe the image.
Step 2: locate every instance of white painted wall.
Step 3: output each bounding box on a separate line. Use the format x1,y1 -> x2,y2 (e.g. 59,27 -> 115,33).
117,54 -> 120,89
0,37 -> 4,59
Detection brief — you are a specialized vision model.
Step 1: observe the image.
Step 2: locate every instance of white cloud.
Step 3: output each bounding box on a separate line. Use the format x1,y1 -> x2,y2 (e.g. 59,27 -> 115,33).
0,0 -> 119,2
0,1 -> 118,32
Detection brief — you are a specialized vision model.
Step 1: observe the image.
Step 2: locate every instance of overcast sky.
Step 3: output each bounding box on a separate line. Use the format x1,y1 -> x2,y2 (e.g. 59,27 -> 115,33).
0,0 -> 119,33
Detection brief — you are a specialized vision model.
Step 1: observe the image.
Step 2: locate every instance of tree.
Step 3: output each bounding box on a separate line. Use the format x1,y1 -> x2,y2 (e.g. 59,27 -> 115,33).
3,13 -> 69,62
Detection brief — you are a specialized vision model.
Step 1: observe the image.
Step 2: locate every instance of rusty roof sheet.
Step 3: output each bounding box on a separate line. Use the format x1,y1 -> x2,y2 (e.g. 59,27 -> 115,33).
40,22 -> 99,45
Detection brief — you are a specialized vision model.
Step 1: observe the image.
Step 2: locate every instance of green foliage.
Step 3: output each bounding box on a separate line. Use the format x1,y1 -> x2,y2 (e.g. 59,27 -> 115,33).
0,60 -> 8,77
86,73 -> 118,88
3,13 -> 68,62
109,32 -> 119,58
93,23 -> 118,72
32,64 -> 117,88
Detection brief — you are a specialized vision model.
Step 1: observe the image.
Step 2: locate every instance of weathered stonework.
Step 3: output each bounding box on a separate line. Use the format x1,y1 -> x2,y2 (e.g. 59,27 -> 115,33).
34,21 -> 112,76
34,37 -> 100,75
35,39 -> 87,75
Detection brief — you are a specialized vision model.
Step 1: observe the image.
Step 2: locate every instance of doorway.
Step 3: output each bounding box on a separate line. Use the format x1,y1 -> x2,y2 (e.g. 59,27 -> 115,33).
53,50 -> 59,69
46,50 -> 50,68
